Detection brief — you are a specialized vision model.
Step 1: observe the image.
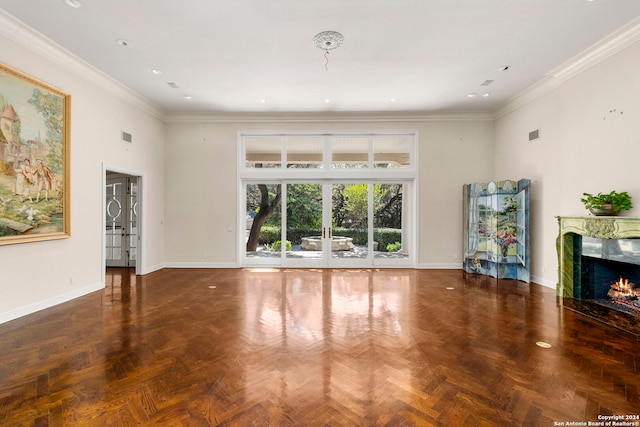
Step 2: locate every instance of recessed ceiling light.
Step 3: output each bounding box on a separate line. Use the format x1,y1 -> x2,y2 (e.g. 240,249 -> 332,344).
467,93 -> 477,98
482,93 -> 491,98
183,95 -> 193,100
389,98 -> 397,103
116,39 -> 130,47
324,99 -> 331,103
63,0 -> 81,8
260,99 -> 267,104
445,287 -> 455,290
150,69 -> 162,75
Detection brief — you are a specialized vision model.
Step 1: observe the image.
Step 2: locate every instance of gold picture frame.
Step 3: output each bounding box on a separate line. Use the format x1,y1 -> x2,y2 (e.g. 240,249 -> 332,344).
0,62 -> 70,245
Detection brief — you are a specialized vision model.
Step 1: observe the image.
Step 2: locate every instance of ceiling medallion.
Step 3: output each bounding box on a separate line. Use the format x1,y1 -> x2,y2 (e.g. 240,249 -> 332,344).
313,31 -> 344,71
313,31 -> 344,51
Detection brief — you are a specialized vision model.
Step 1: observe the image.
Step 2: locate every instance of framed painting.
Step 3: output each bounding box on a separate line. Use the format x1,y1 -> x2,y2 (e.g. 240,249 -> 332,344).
0,62 -> 70,245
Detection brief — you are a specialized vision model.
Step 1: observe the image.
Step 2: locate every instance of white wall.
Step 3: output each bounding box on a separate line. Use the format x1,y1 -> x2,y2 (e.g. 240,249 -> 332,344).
0,17 -> 165,322
494,36 -> 640,287
164,116 -> 495,268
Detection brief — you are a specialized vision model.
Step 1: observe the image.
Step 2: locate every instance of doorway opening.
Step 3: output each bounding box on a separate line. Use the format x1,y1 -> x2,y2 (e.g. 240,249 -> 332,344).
105,171 -> 140,269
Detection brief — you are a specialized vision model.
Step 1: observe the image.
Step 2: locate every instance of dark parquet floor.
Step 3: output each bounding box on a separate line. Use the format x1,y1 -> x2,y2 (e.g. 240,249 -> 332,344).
1,268 -> 639,426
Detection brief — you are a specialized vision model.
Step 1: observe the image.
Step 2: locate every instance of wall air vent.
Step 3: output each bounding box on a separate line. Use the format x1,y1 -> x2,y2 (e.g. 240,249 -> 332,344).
528,129 -> 540,142
121,131 -> 132,143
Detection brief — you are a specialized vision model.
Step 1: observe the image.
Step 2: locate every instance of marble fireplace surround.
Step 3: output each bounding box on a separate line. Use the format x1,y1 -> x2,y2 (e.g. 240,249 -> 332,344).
556,216 -> 640,337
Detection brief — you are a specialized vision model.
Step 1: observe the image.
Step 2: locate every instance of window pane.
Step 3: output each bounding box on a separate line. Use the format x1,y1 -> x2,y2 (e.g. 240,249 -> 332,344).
331,136 -> 369,169
245,183 -> 282,258
286,136 -> 324,169
245,136 -> 282,168
374,183 -> 407,259
332,183 -> 368,259
373,135 -> 411,168
287,183 -> 322,259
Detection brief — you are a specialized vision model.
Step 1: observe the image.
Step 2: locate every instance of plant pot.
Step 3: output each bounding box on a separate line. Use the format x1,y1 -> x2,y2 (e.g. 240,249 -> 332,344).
589,204 -> 618,216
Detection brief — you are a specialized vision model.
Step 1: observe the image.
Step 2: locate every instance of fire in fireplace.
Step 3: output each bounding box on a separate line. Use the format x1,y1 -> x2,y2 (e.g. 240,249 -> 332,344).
556,216 -> 640,336
581,237 -> 640,317
607,277 -> 640,309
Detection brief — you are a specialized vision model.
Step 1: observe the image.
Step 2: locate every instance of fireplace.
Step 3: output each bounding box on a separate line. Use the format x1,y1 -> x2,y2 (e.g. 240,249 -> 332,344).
557,216 -> 640,337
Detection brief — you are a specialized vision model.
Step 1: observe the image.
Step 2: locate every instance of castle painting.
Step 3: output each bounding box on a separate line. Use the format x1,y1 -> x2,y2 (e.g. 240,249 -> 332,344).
0,63 -> 70,245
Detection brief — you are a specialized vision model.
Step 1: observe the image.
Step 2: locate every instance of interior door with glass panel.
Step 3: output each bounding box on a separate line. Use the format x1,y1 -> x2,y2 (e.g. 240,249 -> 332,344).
105,175 -> 138,267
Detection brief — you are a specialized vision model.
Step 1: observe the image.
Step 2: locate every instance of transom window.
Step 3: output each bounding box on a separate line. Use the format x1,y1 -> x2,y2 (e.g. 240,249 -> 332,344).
243,133 -> 414,170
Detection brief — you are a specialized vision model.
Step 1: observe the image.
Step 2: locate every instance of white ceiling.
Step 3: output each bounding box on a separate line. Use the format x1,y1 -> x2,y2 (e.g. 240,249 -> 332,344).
2,0 -> 640,114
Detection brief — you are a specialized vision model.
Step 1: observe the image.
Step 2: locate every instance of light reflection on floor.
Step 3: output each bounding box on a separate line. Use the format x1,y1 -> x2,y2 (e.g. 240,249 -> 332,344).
240,269 -> 412,402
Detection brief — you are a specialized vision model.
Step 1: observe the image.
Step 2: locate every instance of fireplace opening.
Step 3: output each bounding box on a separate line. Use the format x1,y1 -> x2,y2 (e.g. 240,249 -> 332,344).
580,237 -> 640,317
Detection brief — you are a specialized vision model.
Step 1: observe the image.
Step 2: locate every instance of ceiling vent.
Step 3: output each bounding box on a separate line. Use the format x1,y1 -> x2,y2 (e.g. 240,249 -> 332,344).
167,82 -> 179,89
528,129 -> 540,142
121,131 -> 132,143
480,79 -> 494,86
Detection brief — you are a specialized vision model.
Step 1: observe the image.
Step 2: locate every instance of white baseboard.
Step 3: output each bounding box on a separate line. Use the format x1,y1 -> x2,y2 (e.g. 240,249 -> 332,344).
416,263 -> 463,269
164,262 -> 238,268
140,263 -> 165,275
0,281 -> 104,325
531,275 -> 556,289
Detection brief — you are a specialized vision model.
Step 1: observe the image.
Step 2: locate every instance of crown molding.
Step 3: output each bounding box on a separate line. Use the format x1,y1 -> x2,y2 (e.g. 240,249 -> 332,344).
0,9 -> 165,120
164,110 -> 494,124
495,17 -> 640,119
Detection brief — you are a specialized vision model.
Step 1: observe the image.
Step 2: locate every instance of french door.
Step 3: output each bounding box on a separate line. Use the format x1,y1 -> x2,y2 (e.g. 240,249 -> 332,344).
243,180 -> 411,267
105,174 -> 138,267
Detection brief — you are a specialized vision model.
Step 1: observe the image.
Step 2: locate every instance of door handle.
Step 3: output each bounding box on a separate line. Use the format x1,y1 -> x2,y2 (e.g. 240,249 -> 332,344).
329,227 -> 332,238
322,227 -> 326,238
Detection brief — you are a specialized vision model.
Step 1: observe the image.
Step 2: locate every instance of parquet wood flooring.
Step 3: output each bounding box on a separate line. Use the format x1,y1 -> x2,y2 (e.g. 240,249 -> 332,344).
1,268 -> 639,426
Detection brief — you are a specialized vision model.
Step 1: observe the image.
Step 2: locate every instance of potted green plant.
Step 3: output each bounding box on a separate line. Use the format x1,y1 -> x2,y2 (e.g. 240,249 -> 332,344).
580,190 -> 633,216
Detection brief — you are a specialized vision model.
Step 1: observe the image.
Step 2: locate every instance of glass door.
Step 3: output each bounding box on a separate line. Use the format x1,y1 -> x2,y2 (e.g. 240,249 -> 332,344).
285,182 -> 324,265
105,174 -> 138,267
244,182 -> 282,265
329,182 -> 371,266
242,180 -> 411,267
282,181 -> 372,267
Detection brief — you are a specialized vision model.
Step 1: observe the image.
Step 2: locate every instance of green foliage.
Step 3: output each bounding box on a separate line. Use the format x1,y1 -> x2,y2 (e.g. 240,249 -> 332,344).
374,184 -> 403,229
257,226 -> 321,245
502,196 -> 518,215
342,184 -> 368,228
581,191 -> 633,212
257,225 -> 281,244
248,181 -> 404,251
374,228 -> 402,252
386,241 -> 402,252
286,184 -> 322,228
332,227 -> 368,245
256,225 -> 402,252
265,240 -> 292,252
